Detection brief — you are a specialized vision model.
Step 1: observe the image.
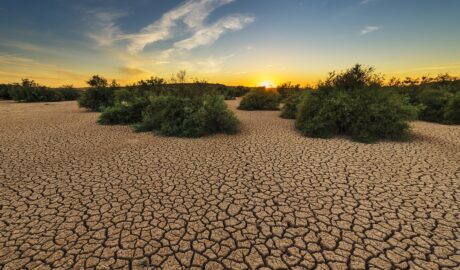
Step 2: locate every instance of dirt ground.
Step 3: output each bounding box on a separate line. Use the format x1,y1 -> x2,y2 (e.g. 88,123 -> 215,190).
0,100 -> 459,270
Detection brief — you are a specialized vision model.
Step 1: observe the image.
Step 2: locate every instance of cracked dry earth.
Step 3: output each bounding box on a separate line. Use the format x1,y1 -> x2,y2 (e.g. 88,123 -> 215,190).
1,100 -> 460,270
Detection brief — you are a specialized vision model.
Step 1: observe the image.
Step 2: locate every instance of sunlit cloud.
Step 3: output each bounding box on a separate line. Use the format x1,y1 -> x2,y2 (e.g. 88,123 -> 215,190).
118,66 -> 146,76
86,0 -> 254,56
86,9 -> 126,47
124,0 -> 245,54
360,26 -> 381,35
174,15 -> 255,50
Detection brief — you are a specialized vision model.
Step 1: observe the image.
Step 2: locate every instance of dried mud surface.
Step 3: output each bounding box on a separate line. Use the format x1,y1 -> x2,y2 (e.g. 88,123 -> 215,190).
1,100 -> 459,270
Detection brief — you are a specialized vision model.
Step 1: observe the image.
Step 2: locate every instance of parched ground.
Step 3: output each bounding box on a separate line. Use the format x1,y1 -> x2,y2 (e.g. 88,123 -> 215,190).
0,100 -> 459,270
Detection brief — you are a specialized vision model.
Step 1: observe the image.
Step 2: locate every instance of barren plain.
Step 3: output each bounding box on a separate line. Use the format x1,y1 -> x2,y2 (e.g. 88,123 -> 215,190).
0,100 -> 459,270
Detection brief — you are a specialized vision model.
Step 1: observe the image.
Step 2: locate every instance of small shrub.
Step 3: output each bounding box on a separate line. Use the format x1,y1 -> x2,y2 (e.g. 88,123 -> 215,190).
0,84 -> 12,100
134,95 -> 239,137
295,64 -> 420,143
78,75 -> 116,111
319,64 -> 383,91
98,99 -> 149,125
277,82 -> 301,102
238,89 -> 280,111
348,91 -> 419,142
295,89 -> 418,143
199,94 -> 239,134
444,92 -> 460,124
280,91 -> 307,119
78,87 -> 115,111
417,88 -> 452,123
296,90 -> 355,138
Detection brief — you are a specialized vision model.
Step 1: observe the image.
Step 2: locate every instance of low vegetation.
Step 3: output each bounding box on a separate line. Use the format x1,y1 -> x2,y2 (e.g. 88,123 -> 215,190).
134,95 -> 239,137
83,73 -> 240,137
4,66 -> 457,143
238,89 -> 280,110
0,84 -> 12,100
0,79 -> 80,102
294,65 -> 419,143
276,82 -> 302,102
384,74 -> 460,125
444,92 -> 460,124
280,91 -> 308,119
78,75 -> 118,111
98,98 -> 149,125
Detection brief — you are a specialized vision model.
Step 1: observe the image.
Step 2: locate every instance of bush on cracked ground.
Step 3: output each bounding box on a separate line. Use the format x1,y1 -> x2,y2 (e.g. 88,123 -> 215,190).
280,91 -> 310,119
443,92 -> 460,124
133,95 -> 239,137
295,64 -> 419,143
78,75 -> 118,112
98,98 -> 149,125
238,89 -> 280,110
415,87 -> 460,124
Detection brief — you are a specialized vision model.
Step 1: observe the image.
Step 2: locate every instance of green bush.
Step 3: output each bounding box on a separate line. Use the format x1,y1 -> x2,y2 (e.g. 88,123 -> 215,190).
319,64 -> 383,91
444,92 -> 460,124
277,82 -> 301,102
296,89 -> 418,143
296,90 -> 354,138
134,95 -> 239,137
78,76 -> 116,111
280,91 -> 308,119
1,81 -> 79,102
98,99 -> 149,125
6,79 -> 79,102
417,88 -> 452,123
78,87 -> 115,111
238,89 -> 280,110
0,84 -> 12,100
348,91 -> 419,142
295,64 -> 419,143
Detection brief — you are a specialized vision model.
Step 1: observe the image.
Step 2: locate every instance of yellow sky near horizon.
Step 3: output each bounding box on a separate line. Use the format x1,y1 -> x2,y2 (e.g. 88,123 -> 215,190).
1,64 -> 460,88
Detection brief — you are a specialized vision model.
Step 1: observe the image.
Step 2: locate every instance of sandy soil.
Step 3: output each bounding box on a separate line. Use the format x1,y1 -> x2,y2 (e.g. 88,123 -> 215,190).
0,100 -> 459,270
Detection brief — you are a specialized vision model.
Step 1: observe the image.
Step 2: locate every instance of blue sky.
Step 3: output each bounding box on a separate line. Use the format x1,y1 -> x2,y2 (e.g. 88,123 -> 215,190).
1,0 -> 459,86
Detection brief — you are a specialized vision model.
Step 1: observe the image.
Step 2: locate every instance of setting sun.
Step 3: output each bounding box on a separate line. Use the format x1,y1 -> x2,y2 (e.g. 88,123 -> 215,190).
258,80 -> 277,88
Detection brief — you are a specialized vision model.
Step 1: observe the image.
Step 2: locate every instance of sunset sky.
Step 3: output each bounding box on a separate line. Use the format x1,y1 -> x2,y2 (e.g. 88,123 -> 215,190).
1,0 -> 460,87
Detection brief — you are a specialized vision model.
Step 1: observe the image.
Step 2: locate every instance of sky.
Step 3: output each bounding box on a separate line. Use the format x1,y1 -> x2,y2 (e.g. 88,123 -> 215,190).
0,0 -> 460,87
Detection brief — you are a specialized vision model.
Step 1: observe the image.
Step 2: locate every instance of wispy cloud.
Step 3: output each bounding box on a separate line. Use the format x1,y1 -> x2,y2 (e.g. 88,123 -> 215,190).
360,26 -> 381,35
86,9 -> 126,46
360,0 -> 376,4
86,0 -> 254,55
118,66 -> 146,76
125,0 -> 235,53
174,15 -> 255,50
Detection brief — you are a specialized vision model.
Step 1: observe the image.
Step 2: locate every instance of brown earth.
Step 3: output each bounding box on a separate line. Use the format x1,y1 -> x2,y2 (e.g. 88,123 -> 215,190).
0,100 -> 459,270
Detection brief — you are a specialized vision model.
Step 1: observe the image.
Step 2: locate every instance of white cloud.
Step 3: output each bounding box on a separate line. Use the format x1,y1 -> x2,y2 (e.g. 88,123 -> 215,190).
86,9 -> 126,46
360,26 -> 381,35
174,15 -> 255,50
124,0 -> 241,54
86,0 -> 254,55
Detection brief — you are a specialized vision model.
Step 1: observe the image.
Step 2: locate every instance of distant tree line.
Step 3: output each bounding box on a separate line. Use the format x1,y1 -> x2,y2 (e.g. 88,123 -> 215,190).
0,79 -> 80,102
